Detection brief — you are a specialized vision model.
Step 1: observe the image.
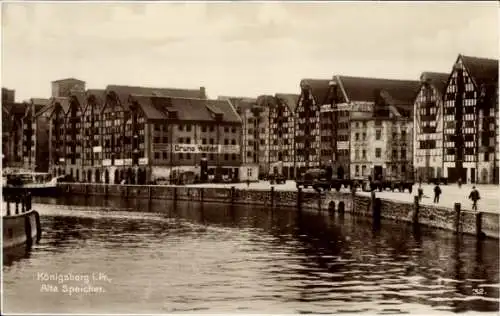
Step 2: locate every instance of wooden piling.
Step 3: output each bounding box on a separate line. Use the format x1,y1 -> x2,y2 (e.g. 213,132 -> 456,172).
297,188 -> 303,211
476,212 -> 484,239
413,195 -> 420,225
270,186 -> 275,208
454,203 -> 461,234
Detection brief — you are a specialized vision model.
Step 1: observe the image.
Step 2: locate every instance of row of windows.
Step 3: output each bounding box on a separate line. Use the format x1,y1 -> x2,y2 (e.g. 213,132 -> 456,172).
153,152 -> 239,161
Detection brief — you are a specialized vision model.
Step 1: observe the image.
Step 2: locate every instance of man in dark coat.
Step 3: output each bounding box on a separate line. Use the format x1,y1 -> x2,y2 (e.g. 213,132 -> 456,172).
469,186 -> 480,211
433,184 -> 442,203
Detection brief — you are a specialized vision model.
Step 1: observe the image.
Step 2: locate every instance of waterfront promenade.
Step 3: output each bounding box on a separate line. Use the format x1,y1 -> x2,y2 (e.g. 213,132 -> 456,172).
185,181 -> 500,214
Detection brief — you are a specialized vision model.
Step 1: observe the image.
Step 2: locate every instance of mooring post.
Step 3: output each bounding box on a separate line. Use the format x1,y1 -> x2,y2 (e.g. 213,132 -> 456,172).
231,186 -> 236,205
476,211 -> 484,239
125,185 -> 129,198
297,188 -> 303,211
174,187 -> 178,202
413,195 -> 420,225
454,202 -> 462,234
200,187 -> 204,203
317,190 -> 322,212
148,185 -> 152,200
270,186 -> 275,208
15,197 -> 19,215
372,198 -> 381,226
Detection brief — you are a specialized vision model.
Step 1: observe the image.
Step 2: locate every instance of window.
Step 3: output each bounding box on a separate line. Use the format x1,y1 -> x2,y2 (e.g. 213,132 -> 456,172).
484,153 -> 490,161
179,153 -> 184,159
209,138 -> 214,144
362,150 -> 366,159
247,151 -> 252,157
362,132 -> 366,140
376,130 -> 381,140
202,126 -> 207,133
355,165 -> 359,176
209,126 -> 215,132
224,139 -> 229,145
202,138 -> 207,145
154,137 -> 161,143
355,149 -> 359,159
232,154 -> 236,160
392,149 -> 397,158
231,127 -> 236,133
209,154 -> 214,160
163,136 -> 168,143
248,128 -> 254,134
162,152 -> 168,159
186,125 -> 191,132
178,138 -> 184,144
154,152 -> 160,159
186,153 -> 191,159
231,139 -> 236,145
178,125 -> 184,131
186,137 -> 191,144
401,131 -> 406,139
375,148 -> 381,158
224,127 -> 229,133
362,165 -> 366,176
401,150 -> 406,159
355,133 -> 359,141
224,154 -> 229,160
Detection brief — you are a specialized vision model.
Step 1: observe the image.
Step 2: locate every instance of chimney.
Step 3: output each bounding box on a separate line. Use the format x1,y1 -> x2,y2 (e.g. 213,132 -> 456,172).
199,86 -> 206,99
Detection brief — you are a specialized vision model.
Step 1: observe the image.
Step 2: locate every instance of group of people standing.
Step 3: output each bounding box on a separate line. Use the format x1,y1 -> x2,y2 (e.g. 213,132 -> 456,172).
417,177 -> 481,211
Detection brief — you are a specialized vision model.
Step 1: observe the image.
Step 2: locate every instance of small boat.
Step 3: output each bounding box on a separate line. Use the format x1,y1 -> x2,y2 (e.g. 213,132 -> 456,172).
2,171 -> 59,196
2,188 -> 42,251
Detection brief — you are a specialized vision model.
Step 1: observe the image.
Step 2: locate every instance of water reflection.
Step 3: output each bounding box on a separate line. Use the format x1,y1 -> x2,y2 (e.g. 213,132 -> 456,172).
2,196 -> 499,314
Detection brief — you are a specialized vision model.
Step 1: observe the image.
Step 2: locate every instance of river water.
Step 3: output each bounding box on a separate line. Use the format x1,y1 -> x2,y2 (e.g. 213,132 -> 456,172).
3,196 -> 499,314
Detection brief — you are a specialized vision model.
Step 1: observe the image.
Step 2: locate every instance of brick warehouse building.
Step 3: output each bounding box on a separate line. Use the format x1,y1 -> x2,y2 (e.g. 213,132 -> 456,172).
319,76 -> 419,181
442,55 -> 498,184
295,79 -> 331,175
413,72 -> 449,182
22,97 -> 51,172
2,88 -> 26,169
46,80 -> 242,184
269,93 -> 299,179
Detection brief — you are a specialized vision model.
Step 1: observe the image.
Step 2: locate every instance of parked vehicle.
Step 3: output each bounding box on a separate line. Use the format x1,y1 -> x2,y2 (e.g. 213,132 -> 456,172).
269,174 -> 286,185
296,168 -> 355,191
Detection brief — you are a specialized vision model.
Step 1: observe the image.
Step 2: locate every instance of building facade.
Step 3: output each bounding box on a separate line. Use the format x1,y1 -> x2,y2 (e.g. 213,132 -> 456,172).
413,72 -> 448,182
295,79 -> 330,175
22,98 -> 50,172
2,88 -> 26,168
269,93 -> 299,179
442,55 -> 498,184
46,83 -> 241,184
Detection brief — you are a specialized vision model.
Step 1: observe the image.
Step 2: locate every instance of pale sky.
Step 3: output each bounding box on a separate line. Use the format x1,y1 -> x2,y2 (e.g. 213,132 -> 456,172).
2,1 -> 499,102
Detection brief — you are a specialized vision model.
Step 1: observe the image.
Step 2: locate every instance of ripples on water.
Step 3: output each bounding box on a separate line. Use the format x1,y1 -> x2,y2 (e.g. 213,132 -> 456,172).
3,196 -> 499,314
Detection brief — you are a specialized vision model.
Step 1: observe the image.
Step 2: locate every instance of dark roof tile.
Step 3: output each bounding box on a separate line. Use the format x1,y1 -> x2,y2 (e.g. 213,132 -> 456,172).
300,79 -> 331,105
419,72 -> 449,95
460,55 -> 498,88
106,85 -> 206,108
335,75 -> 420,105
275,93 -> 299,112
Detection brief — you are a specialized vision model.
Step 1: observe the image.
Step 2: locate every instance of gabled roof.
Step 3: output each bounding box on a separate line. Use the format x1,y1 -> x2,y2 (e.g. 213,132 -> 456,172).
334,75 -> 420,105
207,99 -> 241,123
419,72 -> 449,95
275,93 -> 299,112
86,89 -> 106,106
300,79 -> 331,105
52,78 -> 85,83
219,96 -> 257,114
4,102 -> 27,115
129,95 -> 241,123
105,85 -> 206,108
50,97 -> 71,115
69,90 -> 86,110
460,55 -> 498,88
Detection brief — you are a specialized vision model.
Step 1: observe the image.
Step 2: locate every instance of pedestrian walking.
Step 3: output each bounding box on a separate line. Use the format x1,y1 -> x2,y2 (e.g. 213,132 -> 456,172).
469,186 -> 480,211
418,185 -> 424,201
433,184 -> 441,203
458,178 -> 462,188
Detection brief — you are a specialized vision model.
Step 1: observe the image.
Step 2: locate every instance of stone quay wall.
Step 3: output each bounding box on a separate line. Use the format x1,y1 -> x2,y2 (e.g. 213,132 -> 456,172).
58,183 -> 498,240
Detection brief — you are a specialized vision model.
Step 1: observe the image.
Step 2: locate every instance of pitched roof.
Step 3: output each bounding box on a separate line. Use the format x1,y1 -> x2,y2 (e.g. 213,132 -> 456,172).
129,95 -> 240,123
106,85 -> 206,108
86,89 -> 106,106
219,97 -> 257,113
300,79 -> 331,105
50,97 -> 71,115
419,72 -> 449,95
335,75 -> 420,105
460,55 -> 498,88
30,98 -> 50,115
52,78 -> 85,83
275,93 -> 299,112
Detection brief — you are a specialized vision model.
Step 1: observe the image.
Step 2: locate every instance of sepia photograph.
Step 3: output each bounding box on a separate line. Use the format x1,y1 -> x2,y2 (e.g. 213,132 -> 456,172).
1,1 -> 499,315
